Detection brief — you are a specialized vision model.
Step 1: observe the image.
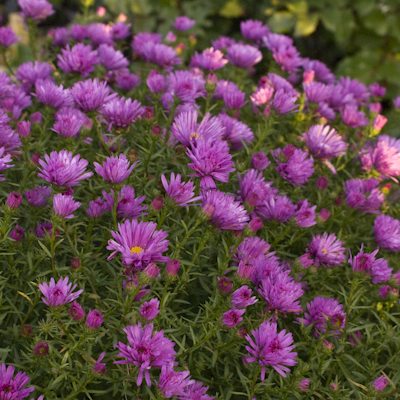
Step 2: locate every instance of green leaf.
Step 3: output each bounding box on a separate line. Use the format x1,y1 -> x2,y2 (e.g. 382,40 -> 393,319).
219,0 -> 244,18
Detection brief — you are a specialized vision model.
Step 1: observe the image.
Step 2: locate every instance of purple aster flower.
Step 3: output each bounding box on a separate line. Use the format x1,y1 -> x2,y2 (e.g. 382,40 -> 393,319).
87,197 -> 106,219
107,219 -> 169,269
116,73 -> 141,90
295,199 -> 317,228
70,78 -> 117,113
53,193 -> 81,219
147,43 -> 182,70
272,145 -> 314,187
369,82 -> 386,97
218,277 -> 232,294
226,44 -> 262,68
344,178 -> 384,214
300,232 -> 346,268
173,16 -> 195,31
315,101 -> 336,120
17,121 -> 31,137
69,301 -> 85,320
10,225 -> 25,242
7,192 -> 22,209
231,286 -> 258,309
87,23 -> 114,47
1,86 -> 32,120
112,21 -> 131,40
25,186 -> 51,207
252,151 -> 270,170
374,214 -> 400,252
299,379 -> 309,391
302,59 -> 335,84
165,31 -> 177,42
57,44 -> 100,77
181,381 -> 215,400
147,70 -> 165,94
0,27 -> 21,47
186,138 -> 235,189
0,110 -> 22,155
222,309 -> 246,328
140,298 -> 160,321
374,376 -> 388,392
18,0 -> 54,21
258,270 -> 303,314
267,73 -> 299,97
393,96 -> 400,109
302,124 -> 347,174
168,70 -> 205,103
132,32 -> 162,56
35,79 -> 72,109
190,47 -> 228,71
270,89 -> 299,114
223,88 -> 247,109
38,150 -> 93,187
232,237 -> 271,268
49,27 -> 70,47
93,352 -> 107,375
71,24 -> 88,41
0,363 -> 35,399
94,154 -> 137,184
241,19 -> 269,42
101,96 -> 144,129
201,190 -> 249,230
244,321 -> 297,379
349,330 -> 362,346
303,81 -> 331,103
257,195 -> 296,223
39,276 -> 83,307
156,363 -> 194,398
213,79 -> 239,100
341,104 -> 369,128
211,36 -> 236,50
379,285 -> 399,299
15,61 -> 53,92
161,172 -> 200,208
34,221 -> 54,239
115,322 -> 176,386
86,309 -> 103,329
339,76 -> 370,102
102,185 -> 147,220
171,110 -> 223,147
0,146 -> 14,179
52,108 -> 87,138
298,296 -> 346,337
98,44 -> 129,71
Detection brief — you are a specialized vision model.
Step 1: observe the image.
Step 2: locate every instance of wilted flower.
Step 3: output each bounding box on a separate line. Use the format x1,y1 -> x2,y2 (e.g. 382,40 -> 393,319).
7,192 -> 22,209
10,225 -> 25,242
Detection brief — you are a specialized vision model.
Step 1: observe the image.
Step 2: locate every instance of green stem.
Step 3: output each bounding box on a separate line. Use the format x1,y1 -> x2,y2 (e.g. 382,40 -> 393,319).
94,117 -> 111,155
171,218 -> 203,259
50,223 -> 58,279
144,136 -> 156,175
26,19 -> 38,60
57,318 -> 75,344
1,48 -> 14,76
112,188 -> 119,230
165,100 -> 179,142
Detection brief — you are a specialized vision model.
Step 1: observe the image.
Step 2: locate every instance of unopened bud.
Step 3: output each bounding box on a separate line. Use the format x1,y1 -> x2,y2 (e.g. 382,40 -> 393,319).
303,70 -> 315,84
30,153 -> 41,165
237,326 -> 248,338
152,124 -> 162,135
151,196 -> 164,211
318,208 -> 331,222
248,217 -> 263,233
246,193 -> 259,208
7,192 -> 22,209
251,152 -> 270,170
17,121 -> 31,137
202,203 -> 215,217
143,263 -> 160,280
71,257 -> 81,270
166,259 -> 180,276
373,114 -> 388,132
217,276 -> 232,294
143,106 -> 154,120
21,325 -> 33,337
316,176 -> 328,190
34,342 -> 49,356
369,102 -> 382,114
30,112 -> 42,124
334,195 -> 343,206
282,144 -> 295,158
128,149 -> 138,162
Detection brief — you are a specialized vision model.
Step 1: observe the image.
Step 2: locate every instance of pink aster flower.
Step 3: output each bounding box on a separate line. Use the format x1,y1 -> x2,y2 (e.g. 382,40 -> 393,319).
222,309 -> 245,328
140,298 -> 160,321
186,138 -> 235,189
231,286 -> 258,309
156,363 -> 194,398
57,43 -> 100,77
173,16 -> 195,31
190,47 -> 228,71
0,146 -> 14,180
344,178 -> 384,214
15,61 -> 53,92
98,44 -> 129,71
181,381 -> 215,400
168,70 -> 206,103
39,276 -> 83,307
107,219 -> 170,270
38,150 -> 93,187
35,79 -> 72,110
116,73 -> 141,91
0,363 -> 35,400
87,197 -> 106,219
251,151 -> 270,171
294,199 -> 317,228
52,108 -> 87,138
201,190 -> 249,230
86,309 -> 103,329
69,301 -> 85,320
373,376 -> 388,392
244,321 -> 297,379
53,194 -> 81,219
161,172 -> 200,208
101,96 -> 144,129
298,296 -> 346,337
94,154 -> 137,184
93,352 -> 107,375
114,322 -> 176,386
374,214 -> 400,252
18,0 -> 54,21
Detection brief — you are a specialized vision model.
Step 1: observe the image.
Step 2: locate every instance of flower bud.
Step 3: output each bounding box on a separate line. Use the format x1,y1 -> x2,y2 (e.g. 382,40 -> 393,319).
21,325 -> 33,337
151,196 -> 164,211
251,152 -> 270,170
86,309 -> 103,330
7,192 -> 22,209
34,342 -> 49,356
316,176 -> 328,190
298,379 -> 309,391
143,263 -> 160,280
282,144 -> 295,158
318,208 -> 331,222
128,149 -> 138,163
349,330 -> 362,346
96,6 -> 106,16
166,259 -> 180,276
69,301 -> 85,320
10,225 -> 25,242
334,194 -> 343,207
330,383 -> 338,391
247,217 -> 263,233
373,376 -> 388,392
71,257 -> 81,270
373,114 -> 388,132
30,153 -> 41,165
206,73 -> 217,92
151,124 -> 162,135
143,106 -> 154,120
17,121 -> 31,137
217,276 -> 232,294
369,102 -> 382,114
303,69 -> 315,84
237,326 -> 248,338
30,112 -> 42,124
246,193 -> 259,208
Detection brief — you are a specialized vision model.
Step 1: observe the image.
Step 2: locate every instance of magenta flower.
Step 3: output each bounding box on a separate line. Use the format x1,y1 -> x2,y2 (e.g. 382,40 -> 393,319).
0,27 -> 21,47
251,152 -> 270,171
116,73 -> 141,91
15,61 -> 53,91
0,147 -> 13,180
218,114 -> 254,151
107,219 -> 169,269
169,70 -> 205,103
173,16 -> 195,31
10,225 -> 25,242
38,150 -> 93,187
69,301 -> 85,320
98,44 -> 129,71
147,70 -> 165,94
241,19 -> 269,42
299,379 -> 310,391
140,298 -> 160,321
374,376 -> 388,392
223,88 -> 247,109
86,197 -> 106,219
18,0 -> 54,21
86,309 -> 103,329
156,363 -> 194,398
34,342 -> 49,356
39,276 -> 83,307
232,237 -> 271,268
7,192 -> 22,209
87,23 -> 114,47
93,352 -> 107,375
57,43 -> 100,77
295,199 -> 317,228
112,21 -> 131,40
181,381 -> 215,400
374,214 -> 400,252
344,178 -> 384,214
340,104 -> 369,128
201,190 -> 249,230
257,195 -> 296,223
298,296 -> 346,337
161,172 -> 200,208
53,194 -> 81,219
244,321 -> 297,379
222,309 -> 245,328
0,363 -> 35,399
35,79 -> 72,109
190,47 -> 228,71
0,110 -> 22,155
187,138 -> 235,189
94,154 -> 137,184
231,286 -> 258,309
52,108 -> 87,138
114,322 -> 176,386
101,96 -> 144,129
226,44 -> 262,68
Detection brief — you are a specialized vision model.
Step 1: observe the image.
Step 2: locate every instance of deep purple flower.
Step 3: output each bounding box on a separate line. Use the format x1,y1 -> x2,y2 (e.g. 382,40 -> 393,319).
53,194 -> 81,219
145,43 -> 182,70
34,221 -> 53,239
25,186 -> 50,207
93,352 -> 107,375
156,363 -> 194,398
244,321 -> 297,379
374,376 -> 388,392
294,199 -> 317,228
69,301 -> 85,320
115,322 -> 176,386
10,225 -> 25,242
349,330 -> 362,346
344,178 -> 384,214
102,185 -> 147,220
39,276 -> 83,307
316,176 -> 328,190
303,81 -> 331,103
0,363 -> 35,399
222,309 -> 246,328
190,47 -> 228,71
34,343 -> 49,356
302,59 -> 335,84
173,16 -> 195,31
112,21 -> 131,40
258,270 -> 303,314
98,44 -> 129,71
38,150 -> 93,187
213,79 -> 239,100
21,325 -> 33,338
241,19 -> 269,42
226,44 -> 262,68
94,154 -> 137,184
86,309 -> 103,329
107,219 -> 169,269
0,147 -> 13,179
18,0 -> 54,21
140,298 -> 160,321
116,73 -> 141,91
223,88 -> 247,109
341,104 -> 369,128
171,110 -> 223,147
70,78 -> 117,113
257,195 -> 295,223
374,214 -> 400,252
369,83 -> 386,97
231,286 -> 258,309
71,24 -> 88,41
232,237 -> 271,268
132,32 -> 162,56
0,27 -> 21,47
201,190 -> 249,230
187,138 -> 235,189
7,192 -> 22,209
252,152 -> 270,170
52,108 -> 87,138
57,43 -> 100,77
49,27 -> 70,47
35,79 -> 72,109
101,96 -> 143,129
298,296 -> 346,337
161,172 -> 200,208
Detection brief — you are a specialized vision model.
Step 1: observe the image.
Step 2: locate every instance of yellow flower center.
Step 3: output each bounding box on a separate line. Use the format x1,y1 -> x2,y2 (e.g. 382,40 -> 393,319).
190,132 -> 200,140
322,249 -> 327,254
130,246 -> 144,255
